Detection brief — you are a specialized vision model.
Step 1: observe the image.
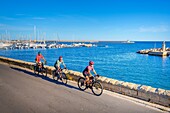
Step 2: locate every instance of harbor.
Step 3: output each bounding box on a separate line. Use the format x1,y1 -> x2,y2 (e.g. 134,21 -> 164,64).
0,26 -> 98,50
0,40 -> 96,50
136,41 -> 170,57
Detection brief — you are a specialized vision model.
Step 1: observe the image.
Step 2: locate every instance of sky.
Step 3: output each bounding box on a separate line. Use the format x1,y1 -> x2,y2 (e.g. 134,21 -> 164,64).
0,0 -> 170,41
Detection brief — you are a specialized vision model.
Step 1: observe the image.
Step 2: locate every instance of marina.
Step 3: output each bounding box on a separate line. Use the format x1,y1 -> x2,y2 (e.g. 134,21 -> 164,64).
0,40 -> 96,50
0,26 -> 97,50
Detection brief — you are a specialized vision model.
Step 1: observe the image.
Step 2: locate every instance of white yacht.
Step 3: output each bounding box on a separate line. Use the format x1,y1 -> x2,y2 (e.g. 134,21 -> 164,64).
122,40 -> 135,44
0,42 -> 12,49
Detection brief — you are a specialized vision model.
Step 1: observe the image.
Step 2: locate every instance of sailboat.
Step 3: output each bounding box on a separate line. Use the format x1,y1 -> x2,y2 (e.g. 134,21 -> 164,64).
0,30 -> 12,49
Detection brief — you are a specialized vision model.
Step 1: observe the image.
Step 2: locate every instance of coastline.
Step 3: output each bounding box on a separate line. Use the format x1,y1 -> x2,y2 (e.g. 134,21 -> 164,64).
0,56 -> 169,108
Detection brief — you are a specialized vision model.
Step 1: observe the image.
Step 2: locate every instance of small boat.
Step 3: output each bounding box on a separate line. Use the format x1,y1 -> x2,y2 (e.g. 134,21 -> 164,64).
46,43 -> 57,49
122,40 -> 135,44
0,42 -> 12,49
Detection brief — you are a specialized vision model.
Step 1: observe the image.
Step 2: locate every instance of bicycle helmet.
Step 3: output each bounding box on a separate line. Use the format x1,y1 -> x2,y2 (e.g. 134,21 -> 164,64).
59,56 -> 63,59
89,61 -> 94,65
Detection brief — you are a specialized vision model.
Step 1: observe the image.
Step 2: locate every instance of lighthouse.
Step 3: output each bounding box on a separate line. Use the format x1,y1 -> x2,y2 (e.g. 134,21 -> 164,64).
162,41 -> 166,52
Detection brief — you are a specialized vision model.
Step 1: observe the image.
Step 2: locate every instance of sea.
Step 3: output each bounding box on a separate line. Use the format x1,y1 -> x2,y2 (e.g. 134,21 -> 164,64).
0,41 -> 170,90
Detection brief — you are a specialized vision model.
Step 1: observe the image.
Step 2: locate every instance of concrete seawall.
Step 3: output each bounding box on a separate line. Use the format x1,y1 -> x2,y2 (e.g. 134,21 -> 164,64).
0,56 -> 169,107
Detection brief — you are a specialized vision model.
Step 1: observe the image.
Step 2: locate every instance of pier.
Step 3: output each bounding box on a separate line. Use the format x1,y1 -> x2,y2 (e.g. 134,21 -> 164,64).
137,41 -> 170,57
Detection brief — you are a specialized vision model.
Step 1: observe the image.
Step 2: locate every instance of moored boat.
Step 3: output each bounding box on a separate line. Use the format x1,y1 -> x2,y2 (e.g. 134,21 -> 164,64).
122,40 -> 135,44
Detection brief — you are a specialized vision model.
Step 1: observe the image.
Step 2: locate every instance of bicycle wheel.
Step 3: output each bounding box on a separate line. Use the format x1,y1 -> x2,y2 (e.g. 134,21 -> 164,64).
91,81 -> 103,96
78,77 -> 86,91
52,70 -> 56,80
34,66 -> 36,74
44,68 -> 47,77
61,73 -> 67,84
34,66 -> 38,75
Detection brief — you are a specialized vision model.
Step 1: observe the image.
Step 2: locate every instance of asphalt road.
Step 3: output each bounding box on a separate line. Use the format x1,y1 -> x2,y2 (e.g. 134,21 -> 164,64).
0,63 -> 165,113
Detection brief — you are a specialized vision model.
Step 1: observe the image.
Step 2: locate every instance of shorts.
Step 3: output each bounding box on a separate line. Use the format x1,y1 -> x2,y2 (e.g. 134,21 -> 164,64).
83,72 -> 90,77
55,66 -> 59,70
55,67 -> 62,72
36,62 -> 42,66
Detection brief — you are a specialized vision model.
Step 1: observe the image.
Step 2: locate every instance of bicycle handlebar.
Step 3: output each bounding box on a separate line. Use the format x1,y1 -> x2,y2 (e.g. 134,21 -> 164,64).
60,68 -> 68,71
44,60 -> 47,65
95,74 -> 100,77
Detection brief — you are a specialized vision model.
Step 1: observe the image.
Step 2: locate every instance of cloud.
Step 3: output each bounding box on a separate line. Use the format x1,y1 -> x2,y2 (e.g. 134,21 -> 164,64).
16,14 -> 25,16
139,26 -> 169,32
0,23 -> 6,27
32,17 -> 46,20
0,16 -> 16,20
0,25 -> 32,31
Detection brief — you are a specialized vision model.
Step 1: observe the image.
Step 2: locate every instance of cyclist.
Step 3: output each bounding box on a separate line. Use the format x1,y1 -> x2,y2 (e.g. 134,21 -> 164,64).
35,51 -> 46,69
54,56 -> 67,74
83,61 -> 97,85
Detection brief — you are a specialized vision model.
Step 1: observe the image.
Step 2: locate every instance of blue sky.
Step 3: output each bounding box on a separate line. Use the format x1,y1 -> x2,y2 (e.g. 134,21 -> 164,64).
0,0 -> 170,41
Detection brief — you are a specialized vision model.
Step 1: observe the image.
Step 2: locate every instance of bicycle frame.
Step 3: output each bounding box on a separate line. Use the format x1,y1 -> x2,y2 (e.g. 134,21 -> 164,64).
89,75 -> 99,83
36,62 -> 44,69
55,68 -> 64,75
86,75 -> 99,88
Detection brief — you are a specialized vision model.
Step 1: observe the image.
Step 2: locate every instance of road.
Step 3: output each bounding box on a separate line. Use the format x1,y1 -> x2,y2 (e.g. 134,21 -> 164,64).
0,63 -> 165,113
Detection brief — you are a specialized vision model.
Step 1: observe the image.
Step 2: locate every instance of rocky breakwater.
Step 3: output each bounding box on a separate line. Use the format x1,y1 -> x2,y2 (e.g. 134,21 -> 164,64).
137,48 -> 170,54
0,56 -> 169,107
137,41 -> 170,57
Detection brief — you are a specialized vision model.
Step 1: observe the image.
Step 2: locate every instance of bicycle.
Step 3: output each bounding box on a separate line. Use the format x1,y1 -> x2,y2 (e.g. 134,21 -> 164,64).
78,75 -> 103,96
34,61 -> 47,76
52,68 -> 68,84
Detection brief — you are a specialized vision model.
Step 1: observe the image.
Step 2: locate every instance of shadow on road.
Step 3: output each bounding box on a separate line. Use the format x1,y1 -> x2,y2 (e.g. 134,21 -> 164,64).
10,66 -> 93,95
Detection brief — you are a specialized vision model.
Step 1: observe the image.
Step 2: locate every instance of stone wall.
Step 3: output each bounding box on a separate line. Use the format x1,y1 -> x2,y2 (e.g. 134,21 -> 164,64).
0,56 -> 169,107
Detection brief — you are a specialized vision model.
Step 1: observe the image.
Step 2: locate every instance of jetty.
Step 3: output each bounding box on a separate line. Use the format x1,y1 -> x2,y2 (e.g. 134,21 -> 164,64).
137,41 -> 170,57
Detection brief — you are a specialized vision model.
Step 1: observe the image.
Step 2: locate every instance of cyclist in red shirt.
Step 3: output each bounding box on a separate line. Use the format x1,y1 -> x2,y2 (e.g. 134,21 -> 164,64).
35,52 -> 46,68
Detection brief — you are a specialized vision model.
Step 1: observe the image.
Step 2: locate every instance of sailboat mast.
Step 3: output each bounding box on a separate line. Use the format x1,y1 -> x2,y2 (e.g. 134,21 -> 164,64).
34,25 -> 36,42
57,33 -> 60,42
43,32 -> 46,44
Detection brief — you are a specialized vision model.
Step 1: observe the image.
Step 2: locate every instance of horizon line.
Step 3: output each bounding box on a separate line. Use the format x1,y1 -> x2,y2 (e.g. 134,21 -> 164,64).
6,39 -> 170,42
